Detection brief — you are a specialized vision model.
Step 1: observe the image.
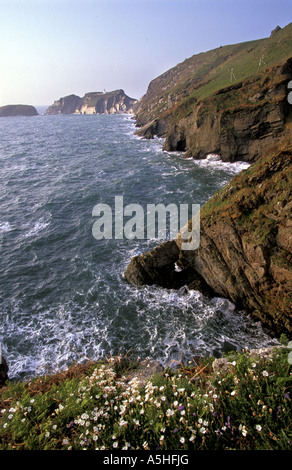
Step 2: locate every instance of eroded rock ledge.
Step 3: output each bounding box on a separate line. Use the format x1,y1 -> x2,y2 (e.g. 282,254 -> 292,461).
124,143 -> 292,337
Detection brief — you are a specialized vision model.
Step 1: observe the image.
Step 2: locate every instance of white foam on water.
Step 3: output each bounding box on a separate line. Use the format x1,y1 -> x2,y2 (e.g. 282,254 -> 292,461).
21,215 -> 51,239
0,115 -> 279,382
0,221 -> 12,233
206,153 -> 222,161
193,154 -> 250,174
1,271 -> 280,381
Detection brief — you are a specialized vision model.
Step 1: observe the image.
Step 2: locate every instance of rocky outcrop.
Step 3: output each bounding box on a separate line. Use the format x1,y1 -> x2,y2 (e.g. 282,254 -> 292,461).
124,240 -> 214,296
118,359 -> 164,389
46,90 -> 137,115
0,105 -> 38,117
162,64 -> 291,162
45,94 -> 82,115
0,355 -> 9,386
124,141 -> 292,336
134,23 -> 292,162
212,346 -> 284,374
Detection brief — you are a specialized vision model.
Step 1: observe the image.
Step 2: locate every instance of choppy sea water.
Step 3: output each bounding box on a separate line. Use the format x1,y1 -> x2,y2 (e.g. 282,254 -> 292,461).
0,114 -> 279,380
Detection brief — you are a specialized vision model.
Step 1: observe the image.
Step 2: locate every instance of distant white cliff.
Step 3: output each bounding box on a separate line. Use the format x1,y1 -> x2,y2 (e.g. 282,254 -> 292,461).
45,90 -> 137,115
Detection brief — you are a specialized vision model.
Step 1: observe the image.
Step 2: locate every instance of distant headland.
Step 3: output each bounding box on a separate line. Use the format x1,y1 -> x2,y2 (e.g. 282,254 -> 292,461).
45,89 -> 137,115
0,104 -> 38,117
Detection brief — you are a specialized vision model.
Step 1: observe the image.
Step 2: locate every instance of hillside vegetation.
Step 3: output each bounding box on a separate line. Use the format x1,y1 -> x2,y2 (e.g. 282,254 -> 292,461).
134,23 -> 292,162
0,344 -> 291,450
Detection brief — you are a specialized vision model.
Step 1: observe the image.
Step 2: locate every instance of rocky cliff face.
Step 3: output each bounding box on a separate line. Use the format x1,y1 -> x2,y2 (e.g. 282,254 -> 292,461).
134,23 -> 292,163
45,94 -> 82,115
161,61 -> 291,162
0,105 -> 38,117
46,90 -> 137,115
124,139 -> 292,336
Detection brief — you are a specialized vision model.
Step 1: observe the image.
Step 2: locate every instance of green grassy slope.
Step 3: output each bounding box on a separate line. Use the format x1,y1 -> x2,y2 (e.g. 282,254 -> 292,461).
136,22 -> 292,125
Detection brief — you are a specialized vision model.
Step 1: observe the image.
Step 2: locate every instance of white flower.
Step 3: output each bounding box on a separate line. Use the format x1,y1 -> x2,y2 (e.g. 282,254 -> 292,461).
262,370 -> 269,377
180,437 -> 185,444
231,390 -> 236,396
255,425 -> 262,432
239,425 -> 248,437
166,409 -> 174,417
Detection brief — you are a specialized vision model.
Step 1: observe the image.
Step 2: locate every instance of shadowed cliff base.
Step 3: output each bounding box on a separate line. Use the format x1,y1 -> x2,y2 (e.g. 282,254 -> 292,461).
124,137 -> 292,337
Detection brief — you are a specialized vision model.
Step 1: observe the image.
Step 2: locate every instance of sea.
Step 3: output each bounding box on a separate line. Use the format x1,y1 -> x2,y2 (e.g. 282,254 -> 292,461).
0,112 -> 279,381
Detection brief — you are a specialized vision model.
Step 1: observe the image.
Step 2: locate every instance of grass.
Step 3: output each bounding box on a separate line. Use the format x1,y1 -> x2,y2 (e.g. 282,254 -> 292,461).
0,342 -> 291,450
200,139 -> 292,236
136,22 -> 292,128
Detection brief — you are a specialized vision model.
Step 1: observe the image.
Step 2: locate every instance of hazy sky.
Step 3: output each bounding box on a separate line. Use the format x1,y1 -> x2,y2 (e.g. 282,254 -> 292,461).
0,0 -> 291,107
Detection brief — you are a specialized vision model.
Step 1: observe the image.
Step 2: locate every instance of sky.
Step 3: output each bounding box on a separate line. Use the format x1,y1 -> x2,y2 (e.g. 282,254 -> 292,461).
0,0 -> 291,108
